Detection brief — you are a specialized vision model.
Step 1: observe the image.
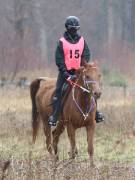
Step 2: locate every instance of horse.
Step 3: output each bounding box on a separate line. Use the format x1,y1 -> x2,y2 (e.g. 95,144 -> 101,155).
30,61 -> 102,166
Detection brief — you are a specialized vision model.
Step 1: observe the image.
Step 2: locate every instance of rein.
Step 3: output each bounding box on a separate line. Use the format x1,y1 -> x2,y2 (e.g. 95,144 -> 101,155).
67,72 -> 96,120
72,87 -> 95,120
67,78 -> 91,93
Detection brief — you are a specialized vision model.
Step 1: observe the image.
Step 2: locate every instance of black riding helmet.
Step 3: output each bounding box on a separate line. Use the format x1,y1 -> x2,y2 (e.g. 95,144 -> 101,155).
65,16 -> 80,36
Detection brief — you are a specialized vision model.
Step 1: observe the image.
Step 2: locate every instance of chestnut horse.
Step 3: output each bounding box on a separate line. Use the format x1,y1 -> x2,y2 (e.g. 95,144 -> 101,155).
30,62 -> 102,165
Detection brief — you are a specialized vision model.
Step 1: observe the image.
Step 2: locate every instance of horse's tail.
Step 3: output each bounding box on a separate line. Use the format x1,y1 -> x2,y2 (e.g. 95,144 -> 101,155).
30,78 -> 45,143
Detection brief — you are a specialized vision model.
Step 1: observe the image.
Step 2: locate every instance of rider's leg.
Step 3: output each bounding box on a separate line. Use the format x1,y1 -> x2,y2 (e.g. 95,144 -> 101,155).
96,110 -> 105,123
48,72 -> 65,126
95,99 -> 105,123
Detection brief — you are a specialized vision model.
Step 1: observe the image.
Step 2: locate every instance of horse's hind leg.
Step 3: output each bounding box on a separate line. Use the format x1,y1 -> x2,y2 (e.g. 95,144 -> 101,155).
42,113 -> 52,154
86,124 -> 95,167
67,124 -> 77,159
52,121 -> 65,160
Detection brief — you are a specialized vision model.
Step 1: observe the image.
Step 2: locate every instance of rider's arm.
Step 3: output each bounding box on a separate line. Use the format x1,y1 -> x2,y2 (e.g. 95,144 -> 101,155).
55,41 -> 69,78
81,40 -> 91,64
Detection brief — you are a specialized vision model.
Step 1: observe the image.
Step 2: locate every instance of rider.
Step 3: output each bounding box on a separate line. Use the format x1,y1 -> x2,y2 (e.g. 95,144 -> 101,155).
48,16 -> 104,126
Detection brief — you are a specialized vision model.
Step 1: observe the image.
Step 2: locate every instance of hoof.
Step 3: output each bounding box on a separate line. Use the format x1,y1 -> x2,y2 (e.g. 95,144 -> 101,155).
68,151 -> 76,159
54,154 -> 59,162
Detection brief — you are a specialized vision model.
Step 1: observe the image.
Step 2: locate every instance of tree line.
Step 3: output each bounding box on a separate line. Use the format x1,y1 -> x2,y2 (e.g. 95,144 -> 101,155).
0,0 -> 134,78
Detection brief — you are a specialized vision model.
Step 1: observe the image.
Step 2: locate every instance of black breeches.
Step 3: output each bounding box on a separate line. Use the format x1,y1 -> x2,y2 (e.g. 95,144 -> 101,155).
51,73 -> 66,117
54,72 -> 66,98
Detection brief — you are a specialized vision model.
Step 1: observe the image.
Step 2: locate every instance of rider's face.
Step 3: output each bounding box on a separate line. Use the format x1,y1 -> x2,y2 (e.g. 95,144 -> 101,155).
67,27 -> 78,36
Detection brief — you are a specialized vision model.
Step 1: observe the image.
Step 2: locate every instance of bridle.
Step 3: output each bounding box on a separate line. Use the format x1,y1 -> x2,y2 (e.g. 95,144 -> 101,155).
67,67 -> 97,120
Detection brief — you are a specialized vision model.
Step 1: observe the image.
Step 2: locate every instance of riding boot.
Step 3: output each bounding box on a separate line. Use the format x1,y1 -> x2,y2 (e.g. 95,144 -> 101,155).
94,98 -> 105,123
96,110 -> 105,123
48,96 -> 61,126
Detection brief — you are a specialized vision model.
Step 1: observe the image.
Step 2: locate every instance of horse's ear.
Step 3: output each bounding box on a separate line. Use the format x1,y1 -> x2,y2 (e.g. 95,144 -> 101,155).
76,66 -> 85,75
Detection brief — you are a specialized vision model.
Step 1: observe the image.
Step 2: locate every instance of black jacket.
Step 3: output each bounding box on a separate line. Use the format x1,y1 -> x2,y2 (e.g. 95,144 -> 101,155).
55,31 -> 91,78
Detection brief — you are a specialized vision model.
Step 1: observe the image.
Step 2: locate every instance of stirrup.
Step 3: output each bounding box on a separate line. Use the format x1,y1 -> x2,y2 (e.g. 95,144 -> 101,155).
96,118 -> 104,123
49,121 -> 56,126
48,115 -> 57,126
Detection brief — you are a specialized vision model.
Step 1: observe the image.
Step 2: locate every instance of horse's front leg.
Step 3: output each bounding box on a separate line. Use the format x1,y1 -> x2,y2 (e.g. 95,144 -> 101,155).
86,123 -> 96,167
67,124 -> 78,159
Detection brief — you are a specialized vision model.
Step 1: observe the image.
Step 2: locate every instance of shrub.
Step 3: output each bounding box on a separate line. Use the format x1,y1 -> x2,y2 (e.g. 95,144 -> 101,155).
102,66 -> 127,87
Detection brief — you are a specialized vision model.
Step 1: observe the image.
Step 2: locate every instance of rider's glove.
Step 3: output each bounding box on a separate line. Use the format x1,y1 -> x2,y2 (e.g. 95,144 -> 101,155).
63,71 -> 70,79
67,74 -> 77,81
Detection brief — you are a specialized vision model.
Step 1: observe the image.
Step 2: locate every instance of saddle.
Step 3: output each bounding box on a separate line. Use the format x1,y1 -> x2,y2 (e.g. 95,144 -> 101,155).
62,82 -> 69,95
49,82 -> 71,107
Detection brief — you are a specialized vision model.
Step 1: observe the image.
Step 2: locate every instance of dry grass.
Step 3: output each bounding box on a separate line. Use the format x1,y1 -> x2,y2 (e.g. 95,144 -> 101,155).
0,84 -> 135,179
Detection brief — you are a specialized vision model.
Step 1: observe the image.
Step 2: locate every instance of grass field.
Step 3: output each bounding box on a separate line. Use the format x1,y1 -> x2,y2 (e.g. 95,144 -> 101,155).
0,84 -> 135,179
